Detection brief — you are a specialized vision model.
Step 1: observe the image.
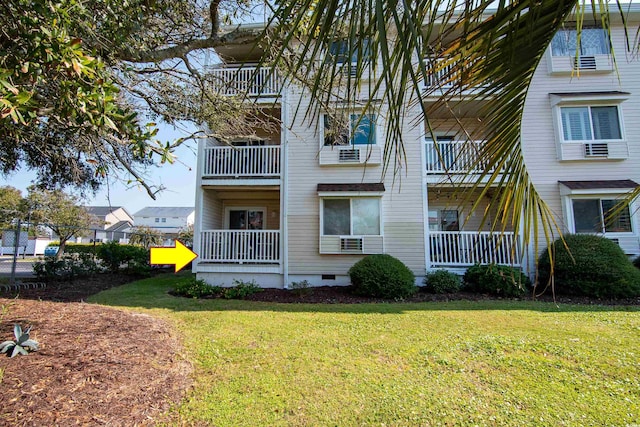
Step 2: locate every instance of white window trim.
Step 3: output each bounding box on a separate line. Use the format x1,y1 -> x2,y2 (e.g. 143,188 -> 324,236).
555,104 -> 625,143
319,196 -> 383,237
223,206 -> 268,230
320,111 -> 379,148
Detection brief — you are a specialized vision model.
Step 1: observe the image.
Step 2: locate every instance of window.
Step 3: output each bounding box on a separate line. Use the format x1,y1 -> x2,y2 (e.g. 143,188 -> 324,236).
428,209 -> 460,231
551,27 -> 610,56
229,209 -> 264,230
560,106 -> 622,141
572,199 -> 632,233
154,218 -> 160,223
322,198 -> 380,236
329,39 -> 371,64
324,113 -> 376,146
161,218 -> 167,223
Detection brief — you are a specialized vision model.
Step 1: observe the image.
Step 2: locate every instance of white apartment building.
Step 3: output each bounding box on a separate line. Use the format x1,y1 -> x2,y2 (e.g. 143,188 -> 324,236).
193,8 -> 640,288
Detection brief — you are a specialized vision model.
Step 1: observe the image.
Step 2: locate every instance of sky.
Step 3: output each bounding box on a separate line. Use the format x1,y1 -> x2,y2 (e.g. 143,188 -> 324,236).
0,125 -> 199,216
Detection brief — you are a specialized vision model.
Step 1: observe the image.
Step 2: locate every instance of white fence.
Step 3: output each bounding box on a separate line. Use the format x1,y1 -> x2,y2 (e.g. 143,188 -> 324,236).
210,66 -> 279,97
203,145 -> 281,178
199,230 -> 280,263
429,231 -> 520,266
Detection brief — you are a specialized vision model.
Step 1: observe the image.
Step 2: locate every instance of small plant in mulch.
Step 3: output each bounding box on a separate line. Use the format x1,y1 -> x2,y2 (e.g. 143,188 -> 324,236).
424,270 -> 462,294
223,280 -> 263,299
173,278 -> 263,300
174,277 -> 221,298
290,280 -> 312,296
1,324 -> 39,357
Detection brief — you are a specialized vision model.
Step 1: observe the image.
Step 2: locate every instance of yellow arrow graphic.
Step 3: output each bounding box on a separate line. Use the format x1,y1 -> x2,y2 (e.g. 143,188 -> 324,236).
150,241 -> 198,273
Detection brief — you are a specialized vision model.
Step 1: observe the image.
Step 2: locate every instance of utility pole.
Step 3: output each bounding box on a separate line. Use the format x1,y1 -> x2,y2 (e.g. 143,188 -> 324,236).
10,219 -> 21,286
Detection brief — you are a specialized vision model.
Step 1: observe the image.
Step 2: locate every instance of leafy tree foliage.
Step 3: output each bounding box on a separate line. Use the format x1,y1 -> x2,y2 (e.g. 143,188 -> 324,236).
1,0 -> 267,196
0,186 -> 25,229
26,187 -> 96,258
177,224 -> 194,248
128,226 -> 164,249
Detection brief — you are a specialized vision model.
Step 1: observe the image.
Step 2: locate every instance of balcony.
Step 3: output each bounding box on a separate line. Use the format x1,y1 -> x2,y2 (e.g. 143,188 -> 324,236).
421,58 -> 486,97
199,230 -> 280,264
429,231 -> 520,267
209,65 -> 280,98
425,139 -> 503,175
203,145 -> 280,181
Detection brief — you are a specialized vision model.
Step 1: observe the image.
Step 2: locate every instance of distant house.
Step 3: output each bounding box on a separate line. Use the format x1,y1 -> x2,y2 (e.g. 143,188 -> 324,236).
81,206 -> 134,243
133,207 -> 195,243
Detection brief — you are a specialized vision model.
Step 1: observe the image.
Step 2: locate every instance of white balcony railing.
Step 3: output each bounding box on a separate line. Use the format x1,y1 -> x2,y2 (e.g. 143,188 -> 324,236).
203,145 -> 280,178
199,230 -> 280,264
429,231 -> 520,267
425,139 -> 498,174
423,59 -> 456,89
210,66 -> 279,97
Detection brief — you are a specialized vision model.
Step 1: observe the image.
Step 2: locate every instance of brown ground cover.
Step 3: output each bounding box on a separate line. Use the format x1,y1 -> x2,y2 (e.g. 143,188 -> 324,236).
0,273 -> 191,426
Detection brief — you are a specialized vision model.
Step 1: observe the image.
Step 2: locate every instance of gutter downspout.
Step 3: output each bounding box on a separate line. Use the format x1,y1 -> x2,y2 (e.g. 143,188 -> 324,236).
281,85 -> 289,288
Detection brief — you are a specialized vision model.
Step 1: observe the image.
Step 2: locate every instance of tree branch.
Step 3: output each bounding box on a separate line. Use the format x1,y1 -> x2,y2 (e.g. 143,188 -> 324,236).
117,26 -> 264,63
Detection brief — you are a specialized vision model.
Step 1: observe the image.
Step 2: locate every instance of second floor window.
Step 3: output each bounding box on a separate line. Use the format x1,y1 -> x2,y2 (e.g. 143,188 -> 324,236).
551,27 -> 610,56
560,106 -> 622,141
329,39 -> 371,64
324,113 -> 376,146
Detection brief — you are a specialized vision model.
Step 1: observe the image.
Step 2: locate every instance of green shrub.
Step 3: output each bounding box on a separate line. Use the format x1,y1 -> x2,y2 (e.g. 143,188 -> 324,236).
65,243 -> 99,255
633,255 -> 640,270
174,277 -> 220,298
538,234 -> 640,299
96,241 -> 150,275
348,254 -> 416,299
424,270 -> 462,293
223,279 -> 262,299
33,253 -> 104,279
463,264 -> 529,297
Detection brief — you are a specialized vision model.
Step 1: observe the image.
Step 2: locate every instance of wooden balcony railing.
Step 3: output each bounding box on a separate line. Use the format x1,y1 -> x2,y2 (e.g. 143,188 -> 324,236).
429,231 -> 520,267
203,145 -> 280,178
210,66 -> 279,97
199,230 -> 280,264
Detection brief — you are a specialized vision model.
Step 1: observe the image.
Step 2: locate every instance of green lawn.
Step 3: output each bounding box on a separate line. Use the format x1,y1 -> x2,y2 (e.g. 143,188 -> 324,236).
90,275 -> 640,426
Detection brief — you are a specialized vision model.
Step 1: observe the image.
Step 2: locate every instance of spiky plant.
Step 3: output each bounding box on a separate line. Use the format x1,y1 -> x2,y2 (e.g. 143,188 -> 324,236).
0,324 -> 39,358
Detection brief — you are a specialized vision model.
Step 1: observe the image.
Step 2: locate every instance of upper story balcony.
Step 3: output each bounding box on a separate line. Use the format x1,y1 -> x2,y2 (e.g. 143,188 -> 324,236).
425,138 -> 506,183
421,58 -> 488,99
209,65 -> 280,99
202,144 -> 281,186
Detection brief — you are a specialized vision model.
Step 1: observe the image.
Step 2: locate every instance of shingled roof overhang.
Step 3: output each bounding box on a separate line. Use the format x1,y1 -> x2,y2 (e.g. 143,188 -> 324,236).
317,183 -> 386,197
559,179 -> 640,195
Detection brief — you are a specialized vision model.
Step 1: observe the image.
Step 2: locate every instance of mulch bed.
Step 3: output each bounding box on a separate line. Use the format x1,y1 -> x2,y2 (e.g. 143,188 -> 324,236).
0,272 -> 191,426
244,286 -> 640,306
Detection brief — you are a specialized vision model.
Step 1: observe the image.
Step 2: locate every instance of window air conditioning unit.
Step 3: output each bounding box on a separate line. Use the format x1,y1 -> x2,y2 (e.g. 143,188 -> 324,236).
573,56 -> 597,70
340,237 -> 363,252
338,148 -> 360,162
584,143 -> 608,157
